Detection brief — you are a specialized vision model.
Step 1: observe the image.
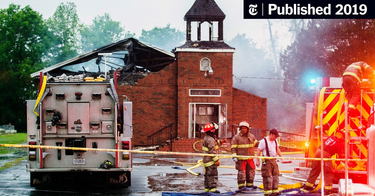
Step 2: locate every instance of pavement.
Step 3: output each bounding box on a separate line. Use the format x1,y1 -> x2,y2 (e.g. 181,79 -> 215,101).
131,153 -> 310,196
0,152 -> 307,196
3,151 -> 374,196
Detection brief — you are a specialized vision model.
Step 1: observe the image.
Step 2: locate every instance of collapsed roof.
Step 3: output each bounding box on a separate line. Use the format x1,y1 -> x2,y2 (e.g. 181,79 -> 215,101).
30,38 -> 175,78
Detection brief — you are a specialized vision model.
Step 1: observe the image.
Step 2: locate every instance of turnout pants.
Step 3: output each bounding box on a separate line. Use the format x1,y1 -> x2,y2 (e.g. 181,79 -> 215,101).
204,164 -> 218,192
261,159 -> 279,196
236,159 -> 255,188
304,149 -> 333,192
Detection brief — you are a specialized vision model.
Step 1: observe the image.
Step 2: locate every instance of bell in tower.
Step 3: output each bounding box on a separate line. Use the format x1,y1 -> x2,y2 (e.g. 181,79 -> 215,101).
184,0 -> 226,42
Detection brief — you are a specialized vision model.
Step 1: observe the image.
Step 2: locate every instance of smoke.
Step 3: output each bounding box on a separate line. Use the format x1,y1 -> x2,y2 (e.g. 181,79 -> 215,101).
227,33 -> 306,133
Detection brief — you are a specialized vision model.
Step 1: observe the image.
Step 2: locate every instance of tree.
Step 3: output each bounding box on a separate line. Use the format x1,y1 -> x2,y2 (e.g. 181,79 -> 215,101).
267,19 -> 278,69
280,19 -> 375,95
46,2 -> 81,65
0,4 -> 52,130
80,13 -> 134,53
285,19 -> 309,40
139,24 -> 185,52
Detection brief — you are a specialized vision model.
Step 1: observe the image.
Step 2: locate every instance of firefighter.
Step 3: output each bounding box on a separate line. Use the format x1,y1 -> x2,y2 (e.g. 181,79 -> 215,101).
201,122 -> 221,193
300,129 -> 348,194
256,129 -> 283,196
231,121 -> 258,190
342,61 -> 375,117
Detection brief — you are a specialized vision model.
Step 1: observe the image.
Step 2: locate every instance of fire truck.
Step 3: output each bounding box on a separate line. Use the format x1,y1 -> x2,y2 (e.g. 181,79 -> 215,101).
25,38 -> 174,188
26,71 -> 133,188
305,77 -> 375,185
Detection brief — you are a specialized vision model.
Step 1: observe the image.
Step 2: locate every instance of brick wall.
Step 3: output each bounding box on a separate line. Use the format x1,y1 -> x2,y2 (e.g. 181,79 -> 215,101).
117,63 -> 178,146
232,87 -> 267,130
176,52 -> 234,139
116,52 -> 268,150
158,138 -> 202,152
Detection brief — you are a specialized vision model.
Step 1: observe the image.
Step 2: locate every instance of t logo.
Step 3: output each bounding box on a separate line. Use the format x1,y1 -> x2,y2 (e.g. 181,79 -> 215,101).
248,4 -> 258,16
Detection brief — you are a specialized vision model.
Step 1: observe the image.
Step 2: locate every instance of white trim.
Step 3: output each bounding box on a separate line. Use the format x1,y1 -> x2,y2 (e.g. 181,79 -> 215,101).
175,48 -> 235,53
189,89 -> 221,97
200,57 -> 211,71
188,103 -> 223,139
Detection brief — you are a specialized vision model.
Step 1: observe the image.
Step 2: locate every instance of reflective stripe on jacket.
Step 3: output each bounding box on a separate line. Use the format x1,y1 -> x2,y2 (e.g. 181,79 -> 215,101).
343,61 -> 375,82
203,134 -> 219,167
231,131 -> 257,160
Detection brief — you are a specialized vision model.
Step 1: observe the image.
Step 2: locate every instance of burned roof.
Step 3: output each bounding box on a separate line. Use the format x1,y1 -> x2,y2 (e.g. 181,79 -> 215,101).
31,38 -> 175,77
184,0 -> 226,21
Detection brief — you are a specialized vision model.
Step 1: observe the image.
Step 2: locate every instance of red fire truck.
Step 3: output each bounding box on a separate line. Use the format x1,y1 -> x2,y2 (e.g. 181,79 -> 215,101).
305,77 -> 373,184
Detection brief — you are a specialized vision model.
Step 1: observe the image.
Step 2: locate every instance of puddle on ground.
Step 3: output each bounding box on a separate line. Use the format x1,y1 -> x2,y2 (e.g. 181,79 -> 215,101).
133,155 -> 201,166
147,172 -> 225,192
0,148 -> 27,167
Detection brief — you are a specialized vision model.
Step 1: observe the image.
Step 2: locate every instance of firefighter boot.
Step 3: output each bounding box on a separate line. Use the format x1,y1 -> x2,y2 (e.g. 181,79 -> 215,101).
324,189 -> 332,195
299,184 -> 314,193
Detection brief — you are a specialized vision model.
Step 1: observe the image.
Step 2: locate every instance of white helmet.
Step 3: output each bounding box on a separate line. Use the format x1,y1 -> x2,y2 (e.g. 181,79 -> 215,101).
239,121 -> 250,129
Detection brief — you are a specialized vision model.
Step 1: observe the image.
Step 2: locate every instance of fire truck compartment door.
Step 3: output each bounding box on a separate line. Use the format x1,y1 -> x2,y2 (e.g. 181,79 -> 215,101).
123,101 -> 132,137
68,102 -> 90,134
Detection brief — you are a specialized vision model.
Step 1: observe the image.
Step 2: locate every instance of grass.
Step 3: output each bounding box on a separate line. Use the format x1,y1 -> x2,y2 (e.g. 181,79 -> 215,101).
0,133 -> 27,144
0,133 -> 27,154
0,157 -> 26,171
0,133 -> 27,170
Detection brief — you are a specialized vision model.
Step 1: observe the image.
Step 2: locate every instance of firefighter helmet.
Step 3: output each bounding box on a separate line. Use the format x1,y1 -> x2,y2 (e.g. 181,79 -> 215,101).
239,121 -> 250,130
202,123 -> 215,132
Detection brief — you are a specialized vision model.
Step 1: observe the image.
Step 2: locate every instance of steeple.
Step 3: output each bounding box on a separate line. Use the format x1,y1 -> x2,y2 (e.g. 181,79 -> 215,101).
184,0 -> 226,42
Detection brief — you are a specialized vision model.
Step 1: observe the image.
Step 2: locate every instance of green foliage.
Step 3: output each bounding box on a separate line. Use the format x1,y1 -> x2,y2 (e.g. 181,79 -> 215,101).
0,133 -> 27,159
46,2 -> 82,65
0,4 -> 52,130
0,133 -> 27,144
280,19 -> 375,94
139,24 -> 185,52
81,13 -> 134,53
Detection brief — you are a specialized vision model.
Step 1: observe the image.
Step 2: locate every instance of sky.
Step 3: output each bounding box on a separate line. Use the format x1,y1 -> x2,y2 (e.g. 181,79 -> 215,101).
0,0 -> 293,49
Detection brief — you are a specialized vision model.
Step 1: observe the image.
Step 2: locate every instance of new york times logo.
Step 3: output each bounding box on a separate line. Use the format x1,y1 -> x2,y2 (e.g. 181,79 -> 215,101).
243,0 -> 371,19
248,4 -> 258,16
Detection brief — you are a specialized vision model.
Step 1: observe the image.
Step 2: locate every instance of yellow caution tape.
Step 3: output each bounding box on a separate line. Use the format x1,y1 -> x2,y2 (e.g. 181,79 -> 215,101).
0,143 -> 367,162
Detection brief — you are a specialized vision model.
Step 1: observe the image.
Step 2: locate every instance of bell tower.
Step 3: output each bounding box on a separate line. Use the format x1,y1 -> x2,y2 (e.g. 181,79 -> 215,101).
175,0 -> 235,140
184,0 -> 225,42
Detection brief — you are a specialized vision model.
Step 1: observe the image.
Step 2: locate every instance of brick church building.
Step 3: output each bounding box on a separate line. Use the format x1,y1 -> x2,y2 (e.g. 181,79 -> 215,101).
31,0 -> 267,152
117,0 -> 267,151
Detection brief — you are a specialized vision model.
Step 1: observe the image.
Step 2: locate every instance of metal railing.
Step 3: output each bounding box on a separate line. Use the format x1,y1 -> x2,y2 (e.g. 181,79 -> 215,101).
147,123 -> 176,150
278,131 -> 306,150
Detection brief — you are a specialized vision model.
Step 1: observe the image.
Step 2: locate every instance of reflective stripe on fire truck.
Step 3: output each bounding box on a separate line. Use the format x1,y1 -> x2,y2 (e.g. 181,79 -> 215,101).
316,87 -> 373,171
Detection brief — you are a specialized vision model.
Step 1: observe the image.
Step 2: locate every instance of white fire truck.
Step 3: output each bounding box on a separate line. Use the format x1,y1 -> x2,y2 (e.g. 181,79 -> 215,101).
26,72 -> 132,188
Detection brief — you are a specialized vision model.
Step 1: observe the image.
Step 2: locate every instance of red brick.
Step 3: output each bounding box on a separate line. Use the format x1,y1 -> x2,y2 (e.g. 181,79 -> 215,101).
117,50 -> 267,151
